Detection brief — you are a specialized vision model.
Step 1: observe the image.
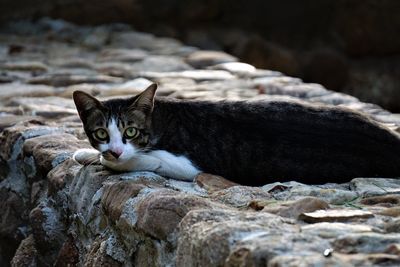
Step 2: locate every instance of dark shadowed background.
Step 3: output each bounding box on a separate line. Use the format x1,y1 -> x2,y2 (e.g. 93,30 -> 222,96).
1,0 -> 399,111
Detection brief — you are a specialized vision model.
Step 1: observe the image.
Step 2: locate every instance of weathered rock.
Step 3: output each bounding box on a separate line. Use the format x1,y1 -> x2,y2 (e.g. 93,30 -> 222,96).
111,31 -> 183,54
0,83 -> 55,102
377,207 -> 400,217
28,73 -> 123,86
335,252 -> 400,266
211,186 -> 272,208
351,178 -> 400,197
195,173 -> 238,193
0,61 -> 48,72
262,181 -> 358,205
309,92 -> 359,105
97,48 -> 148,63
47,159 -> 81,195
385,219 -> 400,233
0,188 -> 27,239
54,235 -> 80,267
208,62 -> 256,76
299,209 -> 374,223
11,235 -> 38,267
360,194 -> 400,207
140,69 -> 235,81
136,190 -> 214,240
101,181 -> 146,222
6,96 -> 77,118
97,78 -> 155,97
0,115 -> 40,131
83,236 -> 123,267
29,203 -> 66,263
301,222 -> 374,239
267,254 -> 352,267
0,123 -> 68,161
385,244 -> 400,255
262,197 -> 330,219
23,133 -> 91,175
68,165 -> 112,219
333,233 -> 400,254
176,208 -> 337,267
186,50 -> 238,68
132,56 -> 193,72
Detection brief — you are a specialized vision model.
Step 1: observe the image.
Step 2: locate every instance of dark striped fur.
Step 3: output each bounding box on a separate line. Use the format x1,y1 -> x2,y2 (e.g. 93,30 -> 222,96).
149,98 -> 400,185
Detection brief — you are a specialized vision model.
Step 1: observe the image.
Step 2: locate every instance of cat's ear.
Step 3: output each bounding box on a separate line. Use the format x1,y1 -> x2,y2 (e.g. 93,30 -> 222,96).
130,83 -> 157,115
73,91 -> 104,121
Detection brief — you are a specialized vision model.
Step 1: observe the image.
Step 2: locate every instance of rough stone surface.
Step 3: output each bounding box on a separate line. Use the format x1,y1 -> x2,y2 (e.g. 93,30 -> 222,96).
0,19 -> 400,267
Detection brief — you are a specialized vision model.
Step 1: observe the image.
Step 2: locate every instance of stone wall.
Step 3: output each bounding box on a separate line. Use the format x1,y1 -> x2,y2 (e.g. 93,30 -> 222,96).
1,19 -> 400,266
1,0 -> 400,111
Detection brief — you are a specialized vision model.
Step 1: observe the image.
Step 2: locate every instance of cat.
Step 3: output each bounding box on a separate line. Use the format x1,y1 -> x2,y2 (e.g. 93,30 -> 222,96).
73,83 -> 400,186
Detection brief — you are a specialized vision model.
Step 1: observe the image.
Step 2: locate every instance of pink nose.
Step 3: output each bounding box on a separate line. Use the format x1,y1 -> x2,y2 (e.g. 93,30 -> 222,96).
109,149 -> 122,159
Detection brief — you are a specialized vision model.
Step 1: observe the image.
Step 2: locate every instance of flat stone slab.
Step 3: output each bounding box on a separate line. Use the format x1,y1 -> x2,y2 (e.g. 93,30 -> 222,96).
299,209 -> 374,223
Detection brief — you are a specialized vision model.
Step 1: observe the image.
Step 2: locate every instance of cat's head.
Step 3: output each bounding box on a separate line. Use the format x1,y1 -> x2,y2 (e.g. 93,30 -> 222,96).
73,84 -> 157,164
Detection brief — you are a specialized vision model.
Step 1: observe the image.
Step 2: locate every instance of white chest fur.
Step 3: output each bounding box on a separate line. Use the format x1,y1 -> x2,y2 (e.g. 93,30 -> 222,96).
73,148 -> 200,181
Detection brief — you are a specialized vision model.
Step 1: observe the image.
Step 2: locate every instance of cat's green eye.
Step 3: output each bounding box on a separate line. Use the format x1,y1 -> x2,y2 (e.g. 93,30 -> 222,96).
94,128 -> 108,141
124,127 -> 139,139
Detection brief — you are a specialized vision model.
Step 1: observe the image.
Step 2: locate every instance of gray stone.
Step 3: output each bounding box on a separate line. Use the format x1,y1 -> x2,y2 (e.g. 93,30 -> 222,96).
0,115 -> 40,131
195,173 -> 239,193
208,62 -> 256,75
301,222 -> 374,239
28,73 -> 123,87
23,133 -> 91,174
97,78 -> 155,97
267,254 -> 352,267
351,178 -> 400,197
254,76 -> 303,87
136,190 -> 214,240
211,186 -> 272,207
309,92 -> 360,105
176,208 -> 348,267
0,83 -> 55,102
299,209 -> 374,223
140,69 -> 235,81
262,181 -> 358,205
0,61 -> 48,72
11,235 -> 38,267
186,50 -> 238,68
261,197 -> 330,219
360,194 -> 400,207
130,56 -> 193,72
6,96 -> 77,118
97,48 -> 148,63
81,26 -> 111,49
385,218 -> 400,233
49,58 -> 94,69
111,31 -> 182,53
333,232 -> 400,254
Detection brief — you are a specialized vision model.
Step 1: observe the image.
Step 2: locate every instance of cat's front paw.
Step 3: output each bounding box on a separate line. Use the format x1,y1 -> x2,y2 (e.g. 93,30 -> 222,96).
73,149 -> 101,166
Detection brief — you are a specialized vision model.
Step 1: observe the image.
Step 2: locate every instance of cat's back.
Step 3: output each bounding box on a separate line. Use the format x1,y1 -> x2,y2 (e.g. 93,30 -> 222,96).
153,97 -> 400,185
156,97 -> 389,136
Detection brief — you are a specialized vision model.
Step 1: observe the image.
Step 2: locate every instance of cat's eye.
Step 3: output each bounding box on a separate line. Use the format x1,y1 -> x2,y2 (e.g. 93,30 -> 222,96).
94,128 -> 108,141
124,127 -> 139,139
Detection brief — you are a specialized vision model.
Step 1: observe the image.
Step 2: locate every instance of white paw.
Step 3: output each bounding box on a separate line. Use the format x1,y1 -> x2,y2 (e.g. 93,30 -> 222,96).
73,148 -> 101,165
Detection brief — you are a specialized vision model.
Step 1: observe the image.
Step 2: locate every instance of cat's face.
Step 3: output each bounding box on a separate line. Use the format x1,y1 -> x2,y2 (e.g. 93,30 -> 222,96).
73,84 -> 157,164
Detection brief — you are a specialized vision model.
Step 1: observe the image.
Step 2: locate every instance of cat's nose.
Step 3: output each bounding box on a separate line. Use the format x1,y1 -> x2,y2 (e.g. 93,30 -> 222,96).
109,149 -> 122,159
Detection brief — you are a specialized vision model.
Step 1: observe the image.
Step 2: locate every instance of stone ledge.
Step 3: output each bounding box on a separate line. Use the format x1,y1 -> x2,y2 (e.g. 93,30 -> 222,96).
1,19 -> 400,267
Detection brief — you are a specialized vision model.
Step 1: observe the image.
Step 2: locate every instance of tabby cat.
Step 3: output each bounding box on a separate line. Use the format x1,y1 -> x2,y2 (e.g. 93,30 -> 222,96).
73,84 -> 400,186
